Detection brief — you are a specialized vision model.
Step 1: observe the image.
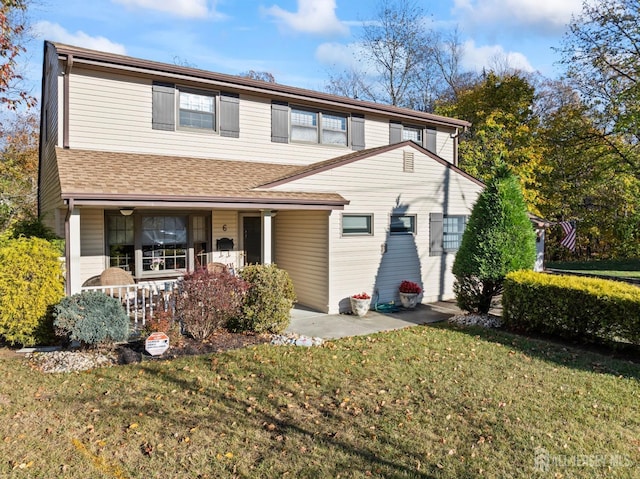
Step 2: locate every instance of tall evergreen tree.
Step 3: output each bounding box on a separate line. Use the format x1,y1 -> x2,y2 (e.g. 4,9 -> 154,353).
452,164 -> 536,314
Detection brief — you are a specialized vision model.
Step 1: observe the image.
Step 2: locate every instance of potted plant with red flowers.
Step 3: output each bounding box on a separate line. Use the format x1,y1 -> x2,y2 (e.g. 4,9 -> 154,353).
398,280 -> 422,309
350,292 -> 371,317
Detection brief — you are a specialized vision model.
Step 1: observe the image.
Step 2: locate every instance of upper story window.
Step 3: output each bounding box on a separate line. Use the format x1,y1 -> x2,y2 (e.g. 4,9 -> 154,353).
179,89 -> 216,130
290,107 -> 348,146
402,126 -> 422,144
152,82 -> 239,137
390,122 -> 437,154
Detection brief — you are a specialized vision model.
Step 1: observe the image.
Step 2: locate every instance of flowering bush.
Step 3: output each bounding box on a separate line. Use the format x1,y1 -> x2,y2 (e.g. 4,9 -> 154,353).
352,292 -> 371,300
399,281 -> 422,294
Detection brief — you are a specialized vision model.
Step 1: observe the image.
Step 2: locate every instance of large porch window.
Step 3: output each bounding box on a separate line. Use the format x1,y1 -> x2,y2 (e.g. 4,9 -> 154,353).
106,212 -> 210,277
142,216 -> 187,272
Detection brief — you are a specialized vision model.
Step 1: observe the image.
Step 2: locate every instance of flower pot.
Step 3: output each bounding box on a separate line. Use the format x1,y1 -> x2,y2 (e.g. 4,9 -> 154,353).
399,292 -> 419,309
350,297 -> 371,317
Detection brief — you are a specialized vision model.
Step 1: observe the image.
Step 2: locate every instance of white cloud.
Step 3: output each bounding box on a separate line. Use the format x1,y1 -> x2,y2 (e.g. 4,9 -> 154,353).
33,21 -> 127,54
263,0 -> 349,36
112,0 -> 225,19
315,42 -> 356,68
461,39 -> 534,73
453,0 -> 582,33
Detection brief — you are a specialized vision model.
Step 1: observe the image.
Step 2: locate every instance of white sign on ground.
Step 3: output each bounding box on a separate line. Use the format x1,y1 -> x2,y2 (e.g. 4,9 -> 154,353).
145,332 -> 169,356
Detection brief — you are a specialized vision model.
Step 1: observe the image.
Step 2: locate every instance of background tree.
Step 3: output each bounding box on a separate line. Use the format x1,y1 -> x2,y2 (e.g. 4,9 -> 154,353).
239,70 -> 276,83
1,0 -> 34,109
452,164 -> 536,314
558,0 -> 640,180
436,71 -> 547,210
0,111 -> 38,231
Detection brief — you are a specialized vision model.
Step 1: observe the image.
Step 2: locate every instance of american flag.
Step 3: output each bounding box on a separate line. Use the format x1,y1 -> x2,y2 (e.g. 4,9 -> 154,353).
559,221 -> 576,251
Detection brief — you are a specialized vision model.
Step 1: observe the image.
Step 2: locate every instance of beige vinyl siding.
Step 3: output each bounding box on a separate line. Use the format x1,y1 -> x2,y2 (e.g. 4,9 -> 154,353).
38,47 -> 64,230
65,67 -> 458,165
210,210 -> 241,269
434,128 -> 454,162
270,145 -> 482,312
67,68 -> 364,166
275,210 -> 329,312
79,208 -> 106,283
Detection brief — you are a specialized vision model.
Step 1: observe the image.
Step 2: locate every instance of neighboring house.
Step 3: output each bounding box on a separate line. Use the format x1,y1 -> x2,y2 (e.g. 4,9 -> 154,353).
38,41 -> 485,314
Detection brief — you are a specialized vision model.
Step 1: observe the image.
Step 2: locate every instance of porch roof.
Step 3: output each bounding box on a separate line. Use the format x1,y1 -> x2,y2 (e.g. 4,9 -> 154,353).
55,148 -> 348,209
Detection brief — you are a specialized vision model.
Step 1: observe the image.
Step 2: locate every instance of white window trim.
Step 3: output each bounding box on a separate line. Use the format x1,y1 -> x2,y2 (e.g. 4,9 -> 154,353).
390,214 -> 417,235
290,106 -> 349,147
176,86 -> 219,133
342,213 -> 374,237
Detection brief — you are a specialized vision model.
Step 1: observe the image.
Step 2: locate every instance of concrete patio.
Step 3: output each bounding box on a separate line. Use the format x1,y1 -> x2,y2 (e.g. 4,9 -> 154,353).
286,300 -> 462,339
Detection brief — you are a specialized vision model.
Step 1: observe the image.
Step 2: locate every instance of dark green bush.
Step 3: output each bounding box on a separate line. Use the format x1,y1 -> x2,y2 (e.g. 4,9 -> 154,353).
176,268 -> 249,340
0,237 -> 65,346
503,270 -> 640,344
53,291 -> 130,346
237,264 -> 296,333
453,165 -> 536,314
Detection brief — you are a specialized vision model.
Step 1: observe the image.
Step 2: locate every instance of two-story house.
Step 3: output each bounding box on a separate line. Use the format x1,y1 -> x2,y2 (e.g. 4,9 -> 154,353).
38,41 -> 484,314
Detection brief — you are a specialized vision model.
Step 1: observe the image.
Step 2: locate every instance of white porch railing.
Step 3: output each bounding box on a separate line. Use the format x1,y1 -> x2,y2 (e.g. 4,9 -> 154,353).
82,279 -> 180,328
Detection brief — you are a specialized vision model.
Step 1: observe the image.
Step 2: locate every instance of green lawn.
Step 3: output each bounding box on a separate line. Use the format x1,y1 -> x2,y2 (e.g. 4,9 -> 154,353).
547,258 -> 640,279
1,324 -> 639,478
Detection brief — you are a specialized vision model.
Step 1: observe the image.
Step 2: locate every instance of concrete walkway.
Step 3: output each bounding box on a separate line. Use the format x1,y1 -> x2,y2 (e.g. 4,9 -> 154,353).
286,300 -> 462,339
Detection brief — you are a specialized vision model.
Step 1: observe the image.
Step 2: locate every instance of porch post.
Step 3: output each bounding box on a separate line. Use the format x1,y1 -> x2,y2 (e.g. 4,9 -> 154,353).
66,208 -> 82,294
261,210 -> 273,265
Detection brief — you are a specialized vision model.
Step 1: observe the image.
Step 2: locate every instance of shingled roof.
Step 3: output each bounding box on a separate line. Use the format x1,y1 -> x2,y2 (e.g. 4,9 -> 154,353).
56,148 -> 348,208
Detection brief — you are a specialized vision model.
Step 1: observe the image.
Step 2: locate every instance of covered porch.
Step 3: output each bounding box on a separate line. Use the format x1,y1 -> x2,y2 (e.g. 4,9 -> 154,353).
54,148 -> 347,314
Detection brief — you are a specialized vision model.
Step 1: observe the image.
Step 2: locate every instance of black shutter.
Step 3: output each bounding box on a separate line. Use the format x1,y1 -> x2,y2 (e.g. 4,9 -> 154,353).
429,212 -> 443,256
271,101 -> 289,143
220,92 -> 240,138
426,127 -> 437,153
351,114 -> 365,150
389,121 -> 402,144
152,82 -> 175,131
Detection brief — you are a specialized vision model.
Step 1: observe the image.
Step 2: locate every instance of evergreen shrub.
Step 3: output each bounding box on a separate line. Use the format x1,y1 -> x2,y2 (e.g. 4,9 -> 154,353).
237,264 -> 296,333
453,165 -> 536,314
0,237 -> 64,346
53,290 -> 130,346
503,271 -> 640,344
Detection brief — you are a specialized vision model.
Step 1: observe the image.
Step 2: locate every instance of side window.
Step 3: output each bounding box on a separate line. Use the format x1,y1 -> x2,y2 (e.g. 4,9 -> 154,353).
390,214 -> 416,234
443,215 -> 467,251
429,213 -> 467,255
342,214 -> 373,236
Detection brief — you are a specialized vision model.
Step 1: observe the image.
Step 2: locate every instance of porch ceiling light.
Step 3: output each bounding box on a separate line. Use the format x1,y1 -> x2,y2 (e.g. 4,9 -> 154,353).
120,208 -> 134,216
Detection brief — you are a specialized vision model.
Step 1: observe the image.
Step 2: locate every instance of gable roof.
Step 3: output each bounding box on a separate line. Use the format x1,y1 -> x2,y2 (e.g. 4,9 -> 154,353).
259,141 -> 485,188
49,41 -> 470,130
56,148 -> 348,209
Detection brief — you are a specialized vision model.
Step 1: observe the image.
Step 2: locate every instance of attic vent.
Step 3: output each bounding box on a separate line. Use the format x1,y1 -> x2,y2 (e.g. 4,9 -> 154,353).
403,151 -> 415,173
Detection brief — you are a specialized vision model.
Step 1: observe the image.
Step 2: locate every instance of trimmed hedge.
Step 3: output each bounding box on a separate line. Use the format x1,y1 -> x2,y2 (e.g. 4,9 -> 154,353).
503,270 -> 640,344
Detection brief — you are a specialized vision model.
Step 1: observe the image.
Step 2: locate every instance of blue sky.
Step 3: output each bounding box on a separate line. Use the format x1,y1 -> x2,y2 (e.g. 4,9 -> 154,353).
21,0 -> 584,100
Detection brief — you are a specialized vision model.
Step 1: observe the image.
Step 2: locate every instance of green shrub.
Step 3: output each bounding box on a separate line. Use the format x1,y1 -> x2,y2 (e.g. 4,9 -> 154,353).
503,270 -> 640,344
176,268 -> 249,340
53,291 -> 130,346
237,264 -> 296,333
0,237 -> 65,346
453,164 -> 536,314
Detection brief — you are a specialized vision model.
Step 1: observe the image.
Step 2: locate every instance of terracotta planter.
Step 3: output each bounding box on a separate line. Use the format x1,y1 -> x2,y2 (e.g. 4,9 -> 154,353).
350,297 -> 371,317
399,292 -> 419,309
